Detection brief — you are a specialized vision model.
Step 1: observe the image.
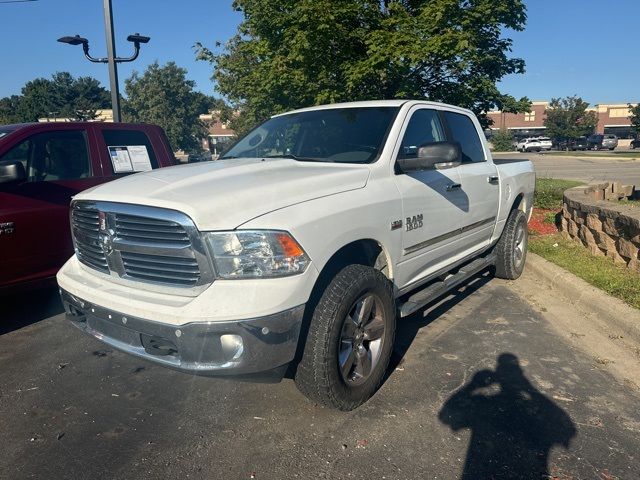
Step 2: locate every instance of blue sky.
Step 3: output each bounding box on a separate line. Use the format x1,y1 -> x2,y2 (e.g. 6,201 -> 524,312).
1,0 -> 638,105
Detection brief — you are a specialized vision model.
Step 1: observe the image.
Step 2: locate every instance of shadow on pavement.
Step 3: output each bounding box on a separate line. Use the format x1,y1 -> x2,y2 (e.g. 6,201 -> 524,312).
1,283 -> 63,335
389,270 -> 493,372
439,353 -> 576,480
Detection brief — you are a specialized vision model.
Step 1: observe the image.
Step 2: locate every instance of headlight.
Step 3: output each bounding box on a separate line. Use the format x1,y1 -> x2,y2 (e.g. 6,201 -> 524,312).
204,230 -> 310,279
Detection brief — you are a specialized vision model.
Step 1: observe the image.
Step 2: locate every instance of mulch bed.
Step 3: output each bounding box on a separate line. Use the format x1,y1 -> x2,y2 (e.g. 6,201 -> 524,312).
528,208 -> 559,236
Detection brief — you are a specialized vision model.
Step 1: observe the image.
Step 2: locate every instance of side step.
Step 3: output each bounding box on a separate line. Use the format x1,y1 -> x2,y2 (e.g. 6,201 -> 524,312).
399,252 -> 497,318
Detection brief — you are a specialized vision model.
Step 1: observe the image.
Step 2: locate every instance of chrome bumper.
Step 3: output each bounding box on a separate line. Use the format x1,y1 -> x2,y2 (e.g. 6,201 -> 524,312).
60,289 -> 304,377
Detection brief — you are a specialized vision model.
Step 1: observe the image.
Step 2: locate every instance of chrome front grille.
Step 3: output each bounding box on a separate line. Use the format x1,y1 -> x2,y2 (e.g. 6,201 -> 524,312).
121,251 -> 200,286
115,214 -> 191,245
71,206 -> 109,273
70,201 -> 214,293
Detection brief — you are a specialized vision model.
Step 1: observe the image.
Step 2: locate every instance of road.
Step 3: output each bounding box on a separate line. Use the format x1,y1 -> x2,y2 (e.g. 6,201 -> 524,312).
2,267 -> 640,480
494,152 -> 640,185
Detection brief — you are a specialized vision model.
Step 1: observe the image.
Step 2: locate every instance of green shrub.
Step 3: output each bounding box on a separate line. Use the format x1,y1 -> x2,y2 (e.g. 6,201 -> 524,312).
490,128 -> 515,152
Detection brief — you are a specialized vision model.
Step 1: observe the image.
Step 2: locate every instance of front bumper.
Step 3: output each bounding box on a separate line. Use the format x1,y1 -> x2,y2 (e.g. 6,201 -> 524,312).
61,289 -> 305,377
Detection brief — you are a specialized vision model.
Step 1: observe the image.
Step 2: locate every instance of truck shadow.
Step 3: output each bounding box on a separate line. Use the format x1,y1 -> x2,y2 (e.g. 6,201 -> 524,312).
388,270 -> 493,372
0,283 -> 64,335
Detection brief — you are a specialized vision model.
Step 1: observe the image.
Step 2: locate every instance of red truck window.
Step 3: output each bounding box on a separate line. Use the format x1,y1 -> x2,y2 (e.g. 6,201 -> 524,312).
101,129 -> 159,173
0,130 -> 90,181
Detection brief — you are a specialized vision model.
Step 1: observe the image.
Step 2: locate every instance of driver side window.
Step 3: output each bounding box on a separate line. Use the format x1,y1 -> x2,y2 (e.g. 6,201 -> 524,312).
398,109 -> 446,159
0,130 -> 90,182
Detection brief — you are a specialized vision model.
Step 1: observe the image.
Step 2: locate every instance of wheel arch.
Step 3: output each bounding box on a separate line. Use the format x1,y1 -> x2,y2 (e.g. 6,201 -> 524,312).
318,238 -> 393,281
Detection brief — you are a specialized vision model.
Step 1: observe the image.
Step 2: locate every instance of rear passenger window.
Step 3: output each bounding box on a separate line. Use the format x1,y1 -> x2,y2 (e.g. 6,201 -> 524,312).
443,112 -> 485,163
101,129 -> 159,173
398,109 -> 446,158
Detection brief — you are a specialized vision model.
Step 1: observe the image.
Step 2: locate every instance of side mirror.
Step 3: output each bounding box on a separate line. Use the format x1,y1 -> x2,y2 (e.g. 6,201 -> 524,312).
398,142 -> 462,172
0,160 -> 27,184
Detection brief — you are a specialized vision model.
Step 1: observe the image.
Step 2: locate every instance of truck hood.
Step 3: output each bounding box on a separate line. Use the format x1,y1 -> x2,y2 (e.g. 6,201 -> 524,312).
76,158 -> 370,230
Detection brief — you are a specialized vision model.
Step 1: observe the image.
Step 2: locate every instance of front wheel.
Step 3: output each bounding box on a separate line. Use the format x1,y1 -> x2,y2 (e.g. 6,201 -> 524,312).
294,264 -> 396,410
494,209 -> 528,280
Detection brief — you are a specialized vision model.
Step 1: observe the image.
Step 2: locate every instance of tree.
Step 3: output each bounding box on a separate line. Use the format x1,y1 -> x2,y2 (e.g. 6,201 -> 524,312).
629,103 -> 640,136
490,128 -> 515,152
196,0 -> 530,135
0,72 -> 110,123
124,62 -> 209,151
543,96 -> 598,140
0,95 -> 22,124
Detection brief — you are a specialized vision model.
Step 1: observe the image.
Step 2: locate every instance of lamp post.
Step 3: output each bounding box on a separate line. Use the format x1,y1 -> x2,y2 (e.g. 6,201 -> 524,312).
57,0 -> 149,122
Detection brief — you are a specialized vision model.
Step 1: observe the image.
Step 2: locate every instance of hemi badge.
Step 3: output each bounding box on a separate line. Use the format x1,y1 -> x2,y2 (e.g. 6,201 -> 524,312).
98,211 -> 107,231
391,220 -> 403,231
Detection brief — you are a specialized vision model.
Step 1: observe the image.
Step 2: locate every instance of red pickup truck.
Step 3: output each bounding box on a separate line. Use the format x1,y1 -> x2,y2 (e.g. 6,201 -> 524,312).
0,122 -> 176,292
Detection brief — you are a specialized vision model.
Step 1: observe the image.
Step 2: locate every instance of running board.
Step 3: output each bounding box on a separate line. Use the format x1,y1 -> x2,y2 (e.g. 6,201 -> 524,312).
399,252 -> 497,318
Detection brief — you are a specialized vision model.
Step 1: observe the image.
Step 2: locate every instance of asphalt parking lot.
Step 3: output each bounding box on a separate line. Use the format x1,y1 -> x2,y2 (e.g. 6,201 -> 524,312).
2,267 -> 640,480
493,152 -> 640,186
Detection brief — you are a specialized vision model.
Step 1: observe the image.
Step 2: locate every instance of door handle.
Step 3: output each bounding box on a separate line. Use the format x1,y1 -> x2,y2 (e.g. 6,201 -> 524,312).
487,176 -> 499,184
446,183 -> 462,192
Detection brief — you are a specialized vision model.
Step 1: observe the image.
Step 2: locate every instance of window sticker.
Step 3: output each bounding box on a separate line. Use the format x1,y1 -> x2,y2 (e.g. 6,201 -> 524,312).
108,145 -> 153,173
108,146 -> 133,173
127,145 -> 153,172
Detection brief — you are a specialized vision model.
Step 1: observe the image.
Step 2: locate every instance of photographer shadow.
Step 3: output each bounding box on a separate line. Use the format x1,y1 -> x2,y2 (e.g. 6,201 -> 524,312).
439,353 -> 576,480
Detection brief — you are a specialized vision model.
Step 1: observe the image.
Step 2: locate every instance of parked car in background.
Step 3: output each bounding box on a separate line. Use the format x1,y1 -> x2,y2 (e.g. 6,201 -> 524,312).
556,137 -> 588,151
587,134 -> 618,150
630,138 -> 640,149
516,136 -> 552,152
187,150 -> 213,163
0,122 -> 176,292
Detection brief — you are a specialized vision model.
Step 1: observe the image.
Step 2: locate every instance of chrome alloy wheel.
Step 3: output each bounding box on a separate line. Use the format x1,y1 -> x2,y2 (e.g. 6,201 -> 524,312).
338,293 -> 386,386
513,221 -> 527,268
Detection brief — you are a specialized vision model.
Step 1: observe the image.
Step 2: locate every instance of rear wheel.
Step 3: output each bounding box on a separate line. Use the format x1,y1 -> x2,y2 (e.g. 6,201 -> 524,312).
494,209 -> 528,280
294,264 -> 396,410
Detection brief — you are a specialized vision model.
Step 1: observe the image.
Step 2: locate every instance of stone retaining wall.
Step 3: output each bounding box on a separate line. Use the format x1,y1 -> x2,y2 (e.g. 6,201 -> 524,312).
560,183 -> 640,272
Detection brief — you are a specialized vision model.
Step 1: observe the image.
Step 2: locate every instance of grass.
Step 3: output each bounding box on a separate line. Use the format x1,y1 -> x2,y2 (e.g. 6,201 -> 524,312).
529,234 -> 640,310
542,212 -> 557,224
534,178 -> 584,210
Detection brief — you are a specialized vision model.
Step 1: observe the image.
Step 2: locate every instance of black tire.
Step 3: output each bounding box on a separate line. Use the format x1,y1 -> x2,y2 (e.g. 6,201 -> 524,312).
494,209 -> 528,280
294,264 -> 396,410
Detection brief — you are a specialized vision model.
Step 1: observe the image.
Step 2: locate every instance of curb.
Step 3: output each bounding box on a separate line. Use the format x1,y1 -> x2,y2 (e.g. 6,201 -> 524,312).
526,252 -> 640,345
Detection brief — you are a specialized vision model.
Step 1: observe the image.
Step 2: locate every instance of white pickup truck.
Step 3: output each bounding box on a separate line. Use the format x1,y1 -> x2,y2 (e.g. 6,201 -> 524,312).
58,100 -> 535,410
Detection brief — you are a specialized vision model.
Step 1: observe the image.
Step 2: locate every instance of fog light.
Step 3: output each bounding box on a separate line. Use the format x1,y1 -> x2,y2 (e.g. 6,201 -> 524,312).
220,334 -> 244,361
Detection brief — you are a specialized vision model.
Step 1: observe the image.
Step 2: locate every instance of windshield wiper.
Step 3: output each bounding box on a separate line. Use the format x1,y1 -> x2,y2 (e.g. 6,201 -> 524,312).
263,154 -> 329,162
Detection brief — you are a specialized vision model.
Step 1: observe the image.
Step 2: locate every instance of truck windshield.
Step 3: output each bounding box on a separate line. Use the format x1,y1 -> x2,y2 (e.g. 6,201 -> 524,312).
221,107 -> 399,163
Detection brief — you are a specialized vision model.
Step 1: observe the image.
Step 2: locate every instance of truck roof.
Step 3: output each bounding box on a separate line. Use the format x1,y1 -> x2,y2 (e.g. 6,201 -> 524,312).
275,99 -> 475,117
0,122 -> 165,143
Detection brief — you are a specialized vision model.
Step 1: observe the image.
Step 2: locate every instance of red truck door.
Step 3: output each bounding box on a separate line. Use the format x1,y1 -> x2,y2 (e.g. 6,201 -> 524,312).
0,128 -> 104,287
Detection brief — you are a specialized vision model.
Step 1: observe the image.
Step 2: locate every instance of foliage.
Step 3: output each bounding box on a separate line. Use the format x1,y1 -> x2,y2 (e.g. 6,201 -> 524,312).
0,72 -> 110,123
123,62 -> 209,151
529,234 -> 640,310
490,128 -> 515,152
629,103 -> 640,136
534,178 -> 583,210
196,0 -> 531,136
543,96 -> 598,140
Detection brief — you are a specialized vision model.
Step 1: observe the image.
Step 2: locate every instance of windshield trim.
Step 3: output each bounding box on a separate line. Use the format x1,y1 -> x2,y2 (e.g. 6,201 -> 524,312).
220,106 -> 403,165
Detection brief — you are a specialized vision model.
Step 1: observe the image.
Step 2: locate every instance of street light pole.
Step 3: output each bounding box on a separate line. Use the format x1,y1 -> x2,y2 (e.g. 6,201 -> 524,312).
58,3 -> 149,123
103,0 -> 121,122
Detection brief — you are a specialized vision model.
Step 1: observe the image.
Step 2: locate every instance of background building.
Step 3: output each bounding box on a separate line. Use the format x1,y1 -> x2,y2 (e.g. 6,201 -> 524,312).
199,111 -> 235,158
487,101 -> 637,140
